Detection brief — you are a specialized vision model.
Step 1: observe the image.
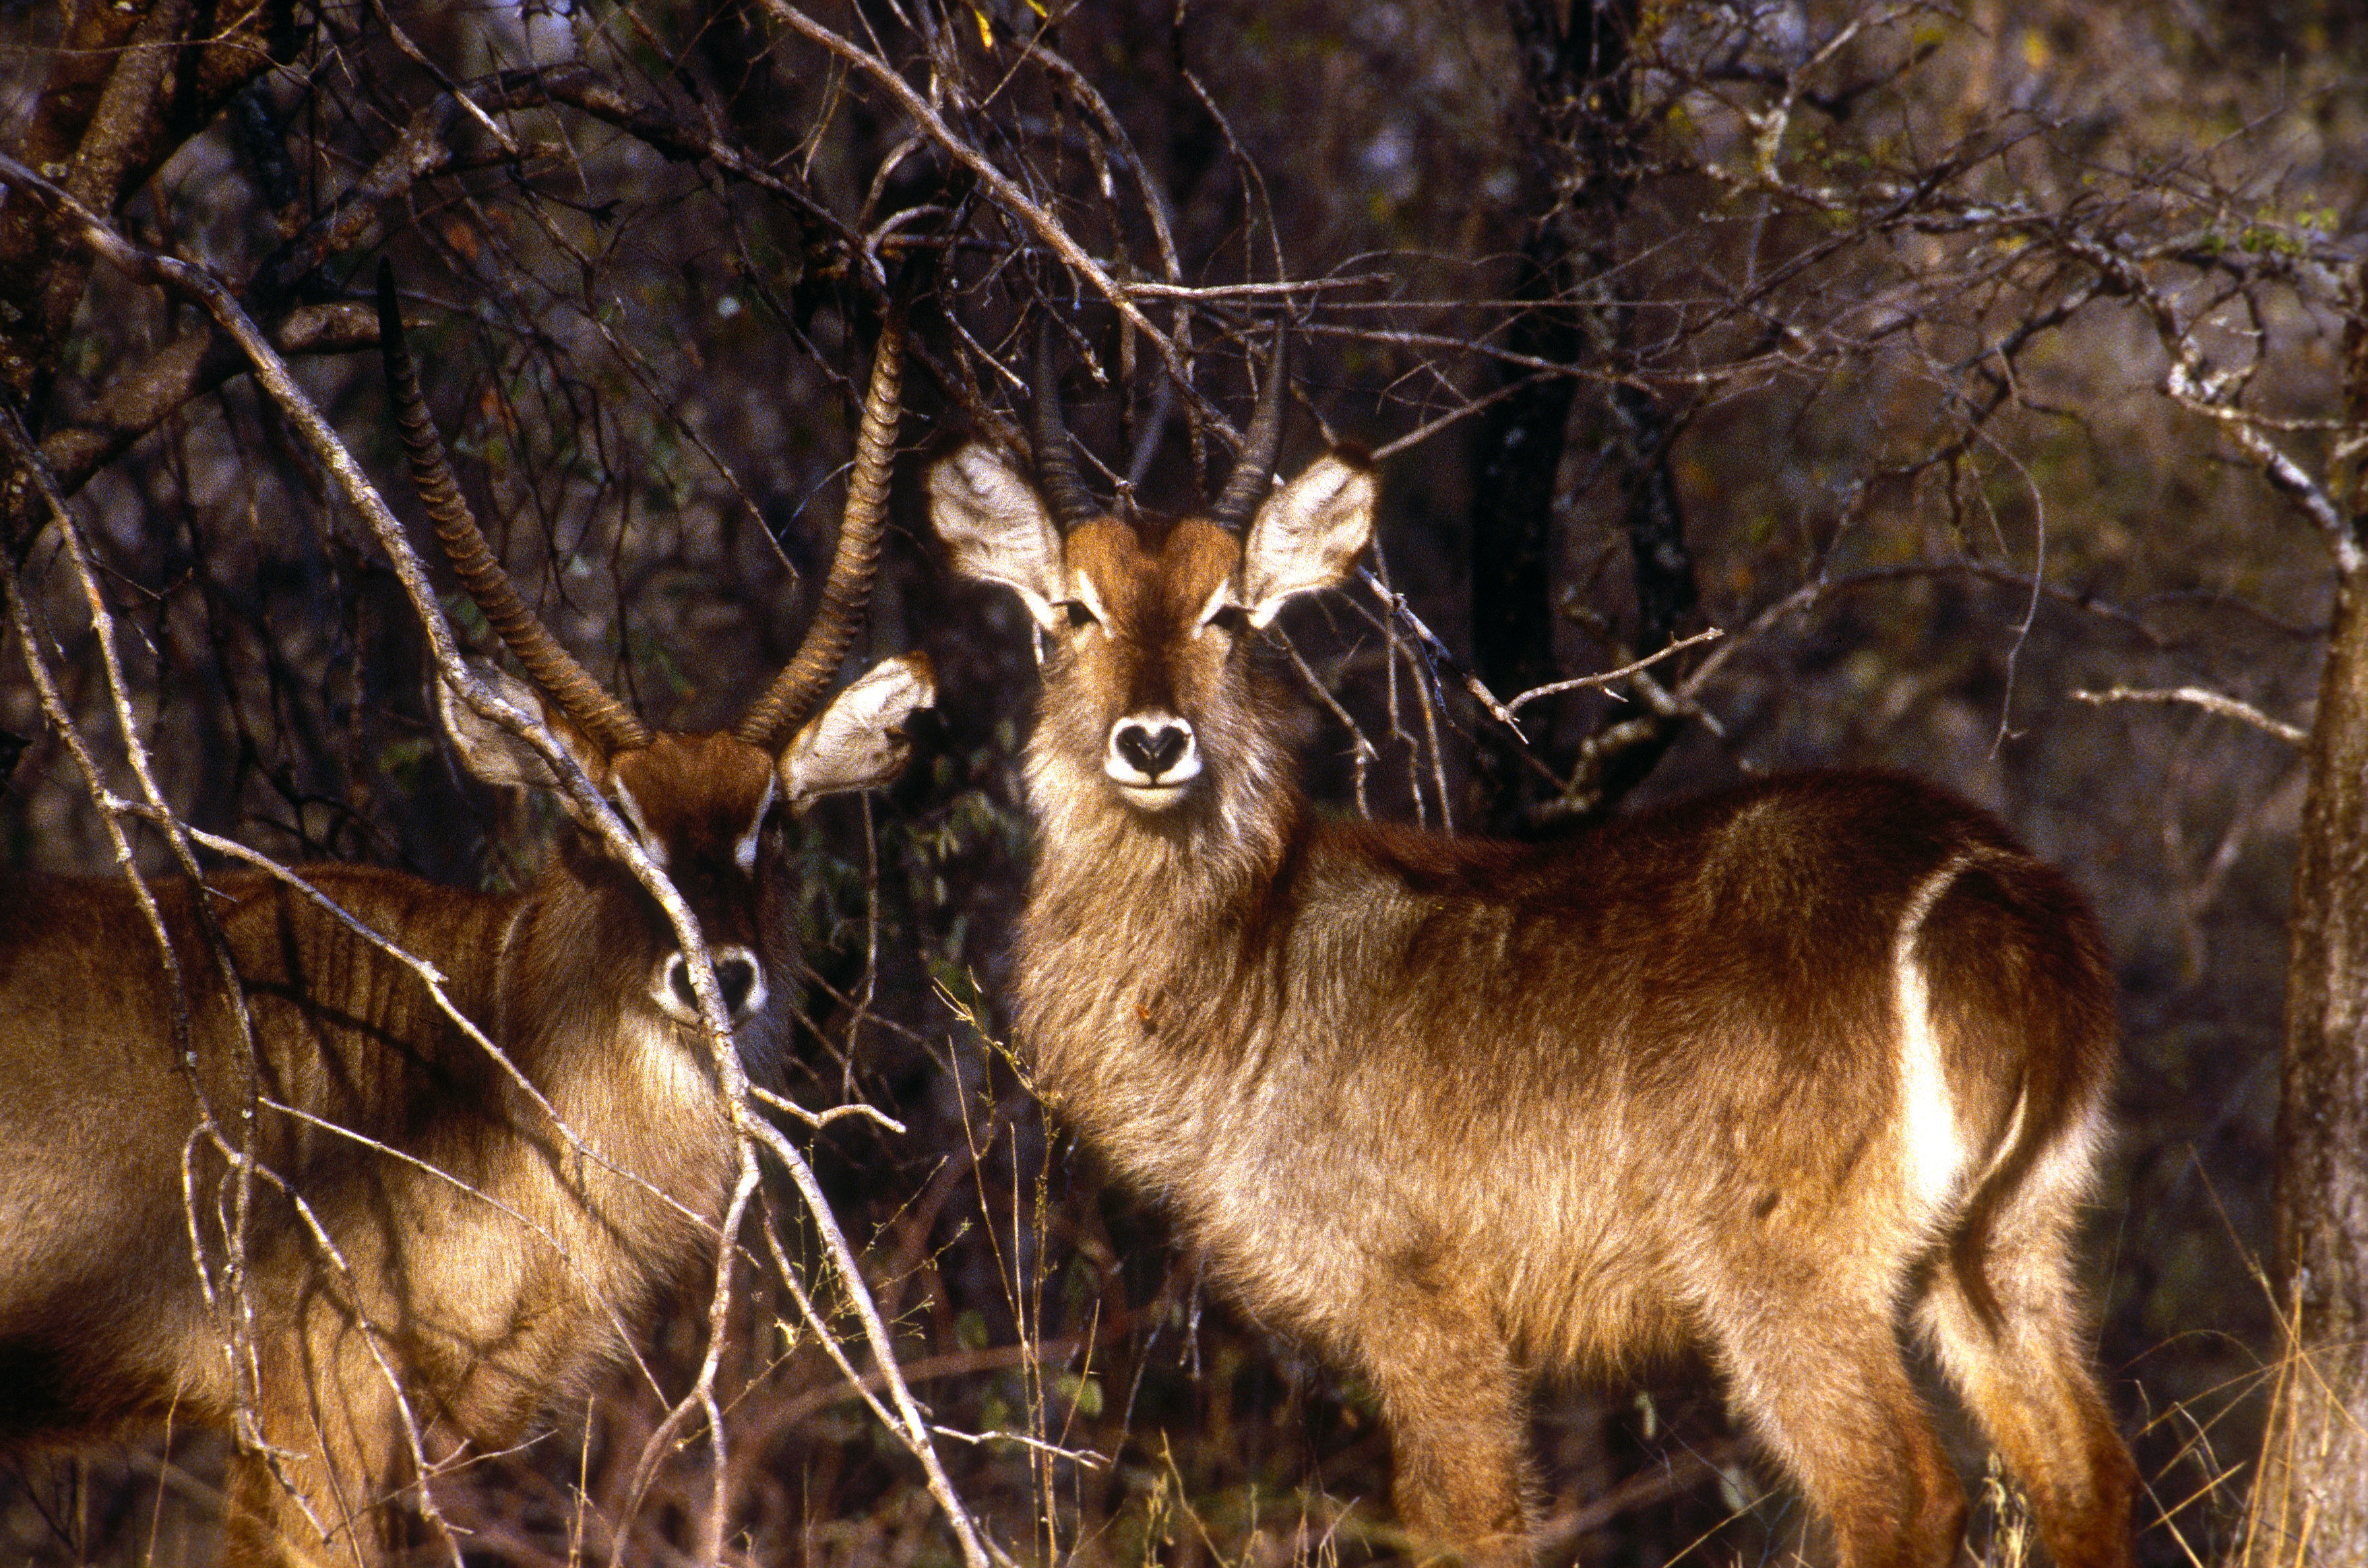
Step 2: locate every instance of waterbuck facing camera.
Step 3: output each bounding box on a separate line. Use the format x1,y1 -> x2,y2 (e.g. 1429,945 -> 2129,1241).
927,324 -> 2137,1567
0,272 -> 932,1566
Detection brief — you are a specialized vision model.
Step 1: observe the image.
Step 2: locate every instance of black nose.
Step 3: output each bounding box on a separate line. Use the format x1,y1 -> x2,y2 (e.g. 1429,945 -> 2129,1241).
1115,722 -> 1189,778
716,955 -> 756,1014
670,953 -> 757,1016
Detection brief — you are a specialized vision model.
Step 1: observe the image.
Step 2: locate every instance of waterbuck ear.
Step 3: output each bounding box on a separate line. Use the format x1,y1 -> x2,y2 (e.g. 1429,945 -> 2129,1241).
929,444 -> 1068,634
438,663 -> 604,792
1239,453 -> 1375,627
782,652 -> 936,811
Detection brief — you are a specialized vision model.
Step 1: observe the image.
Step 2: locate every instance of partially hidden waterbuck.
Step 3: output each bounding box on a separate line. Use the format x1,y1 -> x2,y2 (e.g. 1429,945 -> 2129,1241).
926,329 -> 2137,1568
0,274 -> 933,1565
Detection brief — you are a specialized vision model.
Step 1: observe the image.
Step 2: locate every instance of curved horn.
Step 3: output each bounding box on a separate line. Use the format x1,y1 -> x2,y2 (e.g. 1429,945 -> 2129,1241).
734,305 -> 906,749
1029,318 -> 1102,532
1208,319 -> 1289,533
375,263 -> 651,754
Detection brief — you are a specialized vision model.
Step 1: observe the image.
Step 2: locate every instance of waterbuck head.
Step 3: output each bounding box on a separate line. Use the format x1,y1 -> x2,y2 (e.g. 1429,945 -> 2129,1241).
928,326 -> 1369,865
379,266 -> 931,1044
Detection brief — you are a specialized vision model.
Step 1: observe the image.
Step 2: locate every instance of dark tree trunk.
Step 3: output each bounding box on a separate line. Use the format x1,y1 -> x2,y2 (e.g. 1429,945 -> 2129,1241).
1467,255 -> 1579,721
1473,0 -> 1697,834
0,0 -> 292,555
2258,260 -> 2368,1563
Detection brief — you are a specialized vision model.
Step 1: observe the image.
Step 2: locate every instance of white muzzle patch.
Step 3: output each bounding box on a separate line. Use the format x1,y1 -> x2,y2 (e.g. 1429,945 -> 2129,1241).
654,943 -> 768,1026
1104,711 -> 1200,807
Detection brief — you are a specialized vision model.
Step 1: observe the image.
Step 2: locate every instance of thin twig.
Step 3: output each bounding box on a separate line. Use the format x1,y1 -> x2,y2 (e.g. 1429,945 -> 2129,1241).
753,1084 -> 909,1133
1357,568 -> 1521,734
2072,686 -> 2307,745
1507,628 -> 1726,717
760,3 -> 1203,413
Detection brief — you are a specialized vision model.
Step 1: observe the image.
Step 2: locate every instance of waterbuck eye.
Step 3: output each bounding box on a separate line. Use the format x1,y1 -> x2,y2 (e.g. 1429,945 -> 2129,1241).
1205,603 -> 1249,637
1063,600 -> 1098,630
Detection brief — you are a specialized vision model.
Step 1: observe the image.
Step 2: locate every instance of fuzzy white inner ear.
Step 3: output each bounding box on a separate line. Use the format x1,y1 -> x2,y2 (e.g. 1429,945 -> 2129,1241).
929,446 -> 1067,634
440,663 -> 599,792
1241,456 -> 1377,627
782,652 -> 937,808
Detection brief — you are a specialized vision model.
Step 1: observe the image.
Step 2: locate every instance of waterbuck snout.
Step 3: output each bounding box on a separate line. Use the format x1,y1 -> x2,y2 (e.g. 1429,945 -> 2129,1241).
927,323 -> 2137,1568
0,269 -> 933,1567
1107,710 -> 1195,792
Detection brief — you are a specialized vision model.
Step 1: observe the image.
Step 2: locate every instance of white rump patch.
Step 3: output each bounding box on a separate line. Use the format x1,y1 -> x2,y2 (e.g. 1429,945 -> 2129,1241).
2020,1094 -> 2107,1210
1896,858 -> 1972,1212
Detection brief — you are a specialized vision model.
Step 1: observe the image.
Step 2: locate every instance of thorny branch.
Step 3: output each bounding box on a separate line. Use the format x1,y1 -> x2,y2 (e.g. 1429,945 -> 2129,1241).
1675,31 -> 2359,581
761,1 -> 1248,451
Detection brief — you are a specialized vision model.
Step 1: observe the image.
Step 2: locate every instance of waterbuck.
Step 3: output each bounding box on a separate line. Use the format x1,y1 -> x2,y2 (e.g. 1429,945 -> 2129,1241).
0,276 -> 932,1565
925,330 -> 2137,1567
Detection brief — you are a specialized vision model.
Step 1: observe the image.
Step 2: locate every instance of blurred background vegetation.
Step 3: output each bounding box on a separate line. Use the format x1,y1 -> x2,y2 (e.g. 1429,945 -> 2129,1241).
3,0 -> 2365,1562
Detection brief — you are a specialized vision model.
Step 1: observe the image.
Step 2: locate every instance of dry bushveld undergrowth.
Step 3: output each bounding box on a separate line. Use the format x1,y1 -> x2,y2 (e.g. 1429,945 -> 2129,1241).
5,0 -> 2368,1563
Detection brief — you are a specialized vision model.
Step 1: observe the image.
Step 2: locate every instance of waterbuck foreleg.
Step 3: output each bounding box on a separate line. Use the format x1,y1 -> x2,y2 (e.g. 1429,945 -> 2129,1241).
1353,1284 -> 1535,1566
224,1292 -> 418,1568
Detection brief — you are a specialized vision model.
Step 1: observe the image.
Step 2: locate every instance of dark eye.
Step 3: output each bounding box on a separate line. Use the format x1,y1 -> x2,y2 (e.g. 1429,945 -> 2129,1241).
1064,600 -> 1098,629
1206,603 -> 1248,636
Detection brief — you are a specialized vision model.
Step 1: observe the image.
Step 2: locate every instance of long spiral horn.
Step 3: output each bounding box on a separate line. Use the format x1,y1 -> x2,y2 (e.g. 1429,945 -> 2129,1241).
377,262 -> 651,754
1030,318 -> 1102,532
733,304 -> 906,749
1207,319 -> 1288,533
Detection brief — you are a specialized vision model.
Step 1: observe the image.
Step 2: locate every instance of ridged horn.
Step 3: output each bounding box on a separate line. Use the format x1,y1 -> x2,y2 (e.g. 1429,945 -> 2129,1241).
1030,318 -> 1102,532
376,262 -> 651,754
1208,320 -> 1288,533
733,305 -> 906,749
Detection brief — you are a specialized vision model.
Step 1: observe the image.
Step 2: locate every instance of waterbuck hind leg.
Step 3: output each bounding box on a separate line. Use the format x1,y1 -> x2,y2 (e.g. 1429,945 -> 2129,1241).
1910,856 -> 2136,1568
1918,1164 -> 2138,1568
223,1426 -> 410,1568
1355,1292 -> 1535,1566
1710,1298 -> 1966,1568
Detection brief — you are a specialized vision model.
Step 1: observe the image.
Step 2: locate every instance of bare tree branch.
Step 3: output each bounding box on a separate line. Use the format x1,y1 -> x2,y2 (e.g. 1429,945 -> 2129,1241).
2073,685 -> 2307,746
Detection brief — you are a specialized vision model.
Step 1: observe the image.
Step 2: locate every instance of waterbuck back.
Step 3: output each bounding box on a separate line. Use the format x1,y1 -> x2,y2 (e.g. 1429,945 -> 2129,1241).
0,272 -> 932,1567
924,330 -> 2137,1568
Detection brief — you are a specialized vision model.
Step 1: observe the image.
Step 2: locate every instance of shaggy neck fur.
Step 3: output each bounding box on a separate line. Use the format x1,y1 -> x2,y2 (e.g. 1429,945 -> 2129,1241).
1011,657 -> 1308,1173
